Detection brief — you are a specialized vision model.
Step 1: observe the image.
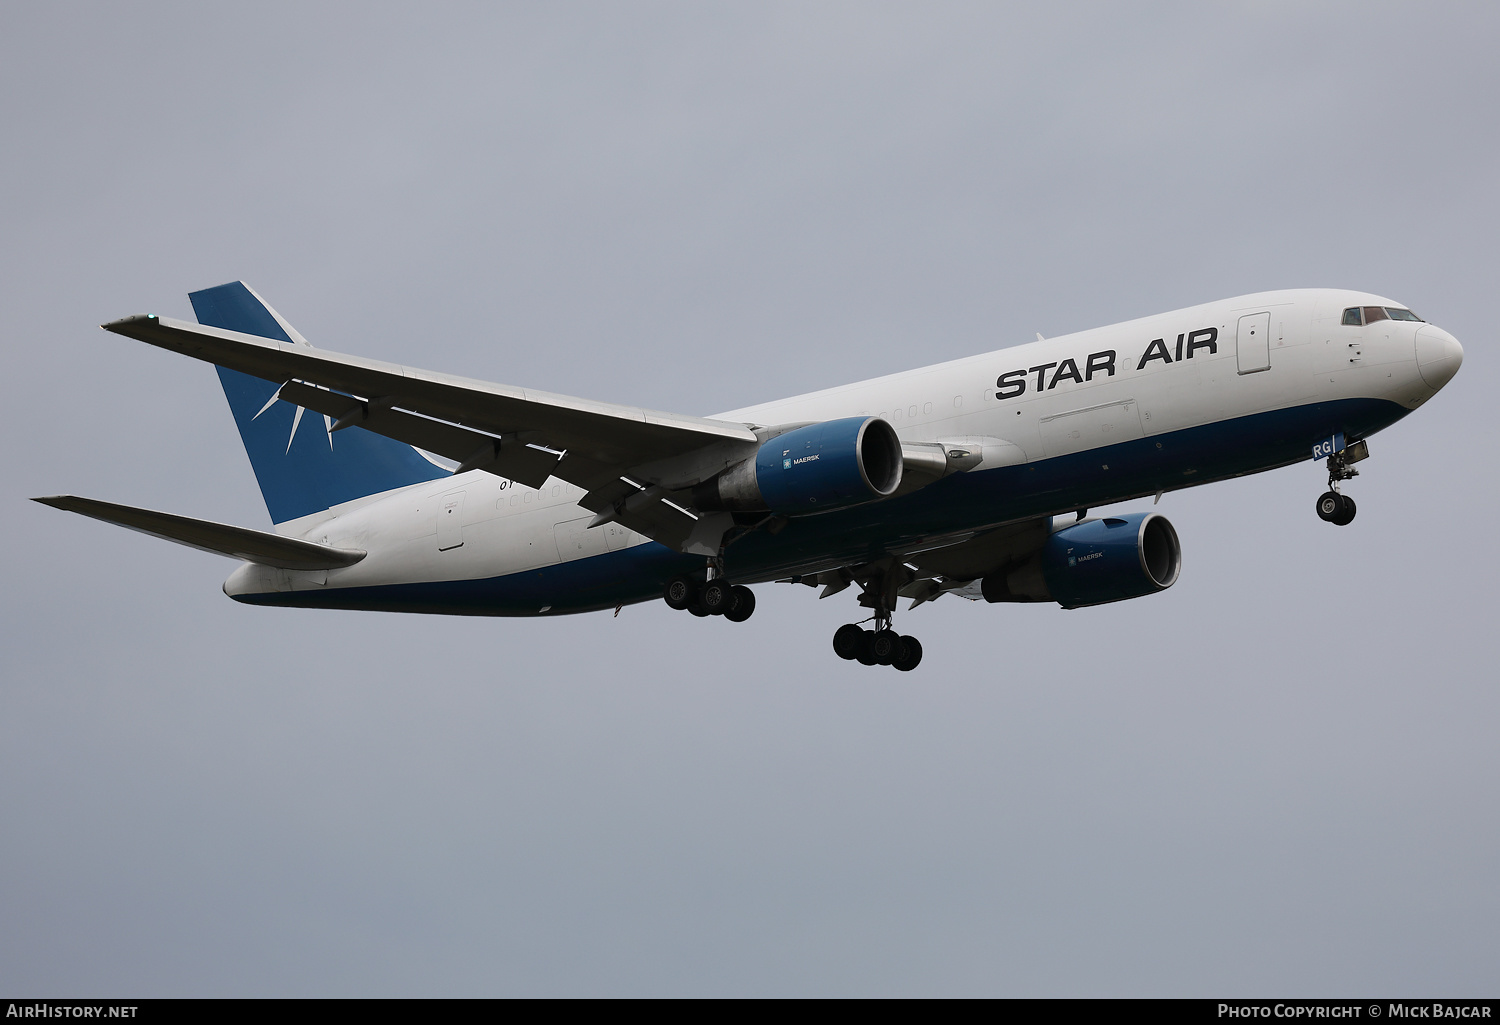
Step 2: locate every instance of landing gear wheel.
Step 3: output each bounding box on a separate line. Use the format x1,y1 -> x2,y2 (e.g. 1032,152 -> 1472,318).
1316,491 -> 1342,522
891,636 -> 923,672
855,630 -> 880,666
871,629 -> 901,665
724,585 -> 756,623
664,574 -> 699,610
833,623 -> 865,660
699,580 -> 732,615
688,603 -> 711,617
1333,494 -> 1357,526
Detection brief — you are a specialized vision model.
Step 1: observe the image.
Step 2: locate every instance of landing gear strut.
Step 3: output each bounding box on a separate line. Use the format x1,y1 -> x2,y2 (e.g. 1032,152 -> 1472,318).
1316,443 -> 1364,527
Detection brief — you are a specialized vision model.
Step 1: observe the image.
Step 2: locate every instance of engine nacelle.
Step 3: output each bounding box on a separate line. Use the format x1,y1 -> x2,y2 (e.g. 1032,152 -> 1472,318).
982,512 -> 1181,608
694,416 -> 903,514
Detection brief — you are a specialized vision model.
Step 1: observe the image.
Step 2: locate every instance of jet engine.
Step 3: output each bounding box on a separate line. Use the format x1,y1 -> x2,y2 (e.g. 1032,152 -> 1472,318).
694,416 -> 904,514
982,512 -> 1181,608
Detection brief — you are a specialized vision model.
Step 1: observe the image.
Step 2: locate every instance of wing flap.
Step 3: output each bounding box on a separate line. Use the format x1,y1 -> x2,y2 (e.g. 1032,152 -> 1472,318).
33,495 -> 367,570
274,379 -> 571,490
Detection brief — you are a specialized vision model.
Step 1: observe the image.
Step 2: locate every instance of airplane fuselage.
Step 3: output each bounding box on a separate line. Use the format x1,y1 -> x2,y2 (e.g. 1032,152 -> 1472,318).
222,288 -> 1461,615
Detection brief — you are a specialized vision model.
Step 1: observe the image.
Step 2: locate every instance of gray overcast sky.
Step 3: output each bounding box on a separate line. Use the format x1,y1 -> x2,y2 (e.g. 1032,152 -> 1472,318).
2,2 -> 1496,997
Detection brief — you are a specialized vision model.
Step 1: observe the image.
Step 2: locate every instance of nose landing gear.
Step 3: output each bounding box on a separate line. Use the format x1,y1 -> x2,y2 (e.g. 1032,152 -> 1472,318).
1315,441 -> 1367,527
1316,490 -> 1356,526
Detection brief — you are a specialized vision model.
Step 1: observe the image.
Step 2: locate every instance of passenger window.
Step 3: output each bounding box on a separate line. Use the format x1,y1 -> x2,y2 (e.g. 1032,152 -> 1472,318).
1342,308 -> 1363,326
1363,306 -> 1389,324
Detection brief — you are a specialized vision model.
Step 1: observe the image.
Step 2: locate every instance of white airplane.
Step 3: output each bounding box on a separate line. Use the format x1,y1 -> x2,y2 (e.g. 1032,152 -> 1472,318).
36,283 -> 1463,671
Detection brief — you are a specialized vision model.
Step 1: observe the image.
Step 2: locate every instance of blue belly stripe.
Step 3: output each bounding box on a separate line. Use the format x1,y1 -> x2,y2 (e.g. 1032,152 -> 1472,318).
230,396 -> 1408,615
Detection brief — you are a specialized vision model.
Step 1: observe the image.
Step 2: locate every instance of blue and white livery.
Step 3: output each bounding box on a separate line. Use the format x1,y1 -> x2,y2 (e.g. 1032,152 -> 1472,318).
36,282 -> 1464,670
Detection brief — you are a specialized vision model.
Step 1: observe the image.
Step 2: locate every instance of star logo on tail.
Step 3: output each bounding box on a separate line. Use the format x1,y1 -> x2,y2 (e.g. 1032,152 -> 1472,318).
252,387 -> 334,453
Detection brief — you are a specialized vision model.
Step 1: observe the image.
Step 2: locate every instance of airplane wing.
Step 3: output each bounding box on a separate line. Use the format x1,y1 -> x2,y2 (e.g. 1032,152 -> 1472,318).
102,315 -> 760,552
32,495 -> 367,570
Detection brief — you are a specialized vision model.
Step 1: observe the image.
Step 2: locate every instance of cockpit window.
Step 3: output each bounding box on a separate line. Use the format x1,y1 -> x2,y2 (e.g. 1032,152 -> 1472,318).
1385,307 -> 1424,322
1343,306 -> 1424,326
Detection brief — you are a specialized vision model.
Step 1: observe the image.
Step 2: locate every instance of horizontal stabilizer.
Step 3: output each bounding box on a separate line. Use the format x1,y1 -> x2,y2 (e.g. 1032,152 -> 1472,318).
32,495 -> 367,570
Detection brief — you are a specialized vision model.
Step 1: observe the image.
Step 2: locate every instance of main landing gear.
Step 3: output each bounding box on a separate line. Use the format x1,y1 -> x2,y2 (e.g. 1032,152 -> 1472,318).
829,566 -> 923,671
833,621 -> 924,672
1315,441 -> 1367,527
663,573 -> 756,622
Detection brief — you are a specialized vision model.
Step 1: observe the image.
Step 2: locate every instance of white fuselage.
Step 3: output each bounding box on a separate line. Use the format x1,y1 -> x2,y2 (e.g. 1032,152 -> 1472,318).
224,288 -> 1461,607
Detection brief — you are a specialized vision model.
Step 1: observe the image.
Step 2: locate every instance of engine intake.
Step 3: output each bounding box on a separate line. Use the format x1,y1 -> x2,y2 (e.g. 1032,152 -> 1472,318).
695,416 -> 903,514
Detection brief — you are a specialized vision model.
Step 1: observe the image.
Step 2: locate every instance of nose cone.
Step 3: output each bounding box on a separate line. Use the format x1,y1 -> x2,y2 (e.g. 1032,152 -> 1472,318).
1415,325 -> 1464,390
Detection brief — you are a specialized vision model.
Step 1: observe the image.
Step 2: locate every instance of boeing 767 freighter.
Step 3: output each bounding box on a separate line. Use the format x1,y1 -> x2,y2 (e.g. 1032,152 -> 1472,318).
36,282 -> 1463,670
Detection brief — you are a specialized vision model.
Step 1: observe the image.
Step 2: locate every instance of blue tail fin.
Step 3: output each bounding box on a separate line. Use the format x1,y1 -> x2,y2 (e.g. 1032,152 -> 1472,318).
189,282 -> 449,525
